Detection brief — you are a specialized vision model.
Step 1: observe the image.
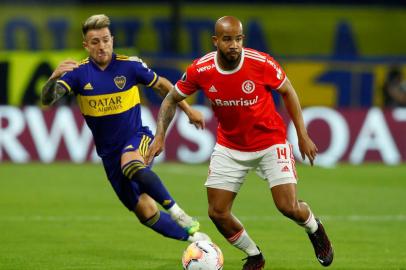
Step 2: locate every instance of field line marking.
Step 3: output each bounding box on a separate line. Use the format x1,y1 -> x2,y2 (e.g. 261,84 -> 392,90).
1,214 -> 406,222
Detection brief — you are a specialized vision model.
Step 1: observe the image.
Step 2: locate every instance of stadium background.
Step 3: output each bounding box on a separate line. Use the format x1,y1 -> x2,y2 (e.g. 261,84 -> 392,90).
0,1 -> 406,270
1,0 -> 405,166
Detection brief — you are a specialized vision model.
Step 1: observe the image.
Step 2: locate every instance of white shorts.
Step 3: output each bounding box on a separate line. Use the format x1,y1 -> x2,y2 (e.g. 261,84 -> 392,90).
205,142 -> 297,193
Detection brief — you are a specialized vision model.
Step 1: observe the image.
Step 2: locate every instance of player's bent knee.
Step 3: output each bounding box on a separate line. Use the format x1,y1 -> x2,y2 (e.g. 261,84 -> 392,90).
208,208 -> 230,222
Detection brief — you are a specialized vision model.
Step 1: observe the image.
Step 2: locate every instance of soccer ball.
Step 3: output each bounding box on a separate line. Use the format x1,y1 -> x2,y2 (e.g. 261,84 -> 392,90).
182,240 -> 224,270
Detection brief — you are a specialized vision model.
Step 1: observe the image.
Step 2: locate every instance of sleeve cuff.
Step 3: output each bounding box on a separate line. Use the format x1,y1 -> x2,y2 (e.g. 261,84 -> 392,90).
276,76 -> 287,90
57,80 -> 72,92
174,84 -> 189,97
146,73 -> 159,87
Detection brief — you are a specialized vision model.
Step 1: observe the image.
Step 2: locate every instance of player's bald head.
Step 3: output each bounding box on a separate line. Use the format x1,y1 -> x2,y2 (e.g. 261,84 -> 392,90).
212,16 -> 244,68
214,16 -> 243,37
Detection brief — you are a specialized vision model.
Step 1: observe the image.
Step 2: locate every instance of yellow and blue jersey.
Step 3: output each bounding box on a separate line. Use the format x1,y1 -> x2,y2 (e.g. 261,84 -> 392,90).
57,53 -> 158,158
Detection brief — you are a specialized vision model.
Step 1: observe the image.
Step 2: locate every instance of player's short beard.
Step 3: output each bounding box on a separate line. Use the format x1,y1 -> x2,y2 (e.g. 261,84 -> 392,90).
219,49 -> 241,67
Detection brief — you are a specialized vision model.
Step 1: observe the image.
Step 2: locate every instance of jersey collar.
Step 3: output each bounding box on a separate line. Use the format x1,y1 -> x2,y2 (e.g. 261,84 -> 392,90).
89,53 -> 116,71
214,49 -> 245,75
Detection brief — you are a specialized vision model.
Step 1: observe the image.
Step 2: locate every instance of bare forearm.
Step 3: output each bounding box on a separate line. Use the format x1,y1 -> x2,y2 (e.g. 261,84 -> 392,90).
156,94 -> 178,138
156,87 -> 191,114
282,89 -> 307,138
154,82 -> 192,115
154,85 -> 168,99
177,99 -> 194,115
153,76 -> 174,99
279,79 -> 317,163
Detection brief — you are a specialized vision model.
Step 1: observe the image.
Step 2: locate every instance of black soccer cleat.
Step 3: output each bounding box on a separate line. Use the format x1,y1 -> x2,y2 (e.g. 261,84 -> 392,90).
308,218 -> 334,267
242,252 -> 265,270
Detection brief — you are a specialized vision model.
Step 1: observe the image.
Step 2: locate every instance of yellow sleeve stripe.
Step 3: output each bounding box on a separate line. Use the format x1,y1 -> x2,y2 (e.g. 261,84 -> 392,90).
57,80 -> 72,92
116,55 -> 129,61
79,58 -> 89,65
146,73 -> 158,87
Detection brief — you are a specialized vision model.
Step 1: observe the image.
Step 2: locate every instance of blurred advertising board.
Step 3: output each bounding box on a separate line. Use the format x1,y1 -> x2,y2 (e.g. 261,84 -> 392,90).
1,4 -> 405,107
1,51 -> 405,108
0,4 -> 404,57
1,106 -> 405,165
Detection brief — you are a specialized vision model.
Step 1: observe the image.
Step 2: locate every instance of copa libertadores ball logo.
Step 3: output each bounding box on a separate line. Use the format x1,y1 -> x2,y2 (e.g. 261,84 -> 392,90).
242,80 -> 255,94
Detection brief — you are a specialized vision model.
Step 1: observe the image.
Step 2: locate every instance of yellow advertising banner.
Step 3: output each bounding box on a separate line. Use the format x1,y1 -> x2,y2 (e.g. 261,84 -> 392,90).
1,51 -> 404,107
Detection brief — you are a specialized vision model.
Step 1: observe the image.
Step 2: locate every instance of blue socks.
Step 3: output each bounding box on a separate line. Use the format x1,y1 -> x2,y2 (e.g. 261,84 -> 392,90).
122,160 -> 175,210
143,211 -> 189,241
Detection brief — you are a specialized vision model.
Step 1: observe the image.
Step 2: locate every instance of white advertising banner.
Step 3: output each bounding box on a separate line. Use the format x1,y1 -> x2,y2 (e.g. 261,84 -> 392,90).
1,106 -> 405,165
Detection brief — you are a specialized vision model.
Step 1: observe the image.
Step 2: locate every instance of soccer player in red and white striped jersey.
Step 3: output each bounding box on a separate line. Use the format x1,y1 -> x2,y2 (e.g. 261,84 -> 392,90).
147,16 -> 333,269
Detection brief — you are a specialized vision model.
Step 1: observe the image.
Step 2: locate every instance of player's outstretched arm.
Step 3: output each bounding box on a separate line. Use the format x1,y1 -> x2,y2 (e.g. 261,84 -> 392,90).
41,60 -> 78,106
41,80 -> 67,106
152,77 -> 205,130
145,89 -> 184,165
277,78 -> 318,165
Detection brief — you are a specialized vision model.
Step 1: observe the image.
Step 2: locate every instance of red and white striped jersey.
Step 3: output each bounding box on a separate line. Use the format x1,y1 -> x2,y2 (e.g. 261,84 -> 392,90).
175,48 -> 287,151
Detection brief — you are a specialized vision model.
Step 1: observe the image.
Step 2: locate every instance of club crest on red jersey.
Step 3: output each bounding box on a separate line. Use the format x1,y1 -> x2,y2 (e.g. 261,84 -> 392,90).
242,80 -> 255,94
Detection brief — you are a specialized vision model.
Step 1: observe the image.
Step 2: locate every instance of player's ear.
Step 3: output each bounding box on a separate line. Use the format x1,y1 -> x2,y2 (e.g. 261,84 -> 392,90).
83,41 -> 89,52
211,36 -> 218,48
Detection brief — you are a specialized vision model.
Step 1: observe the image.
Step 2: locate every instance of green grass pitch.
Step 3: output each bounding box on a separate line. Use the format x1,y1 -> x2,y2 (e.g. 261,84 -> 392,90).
0,163 -> 405,270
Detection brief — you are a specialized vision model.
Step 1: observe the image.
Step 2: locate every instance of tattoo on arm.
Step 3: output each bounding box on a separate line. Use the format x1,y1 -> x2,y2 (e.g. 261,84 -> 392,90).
41,79 -> 67,105
156,93 -> 178,136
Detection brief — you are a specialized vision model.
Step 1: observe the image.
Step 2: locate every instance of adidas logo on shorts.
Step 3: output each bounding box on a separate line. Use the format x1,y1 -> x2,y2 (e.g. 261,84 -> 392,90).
281,165 -> 290,172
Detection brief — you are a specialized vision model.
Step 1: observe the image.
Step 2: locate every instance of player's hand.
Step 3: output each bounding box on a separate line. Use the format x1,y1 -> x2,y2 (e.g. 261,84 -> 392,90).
187,108 -> 205,129
50,60 -> 79,80
298,133 -> 318,166
145,136 -> 165,166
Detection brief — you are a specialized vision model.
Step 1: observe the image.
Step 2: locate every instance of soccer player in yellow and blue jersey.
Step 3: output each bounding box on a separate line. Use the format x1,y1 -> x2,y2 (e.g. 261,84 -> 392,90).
41,14 -> 210,243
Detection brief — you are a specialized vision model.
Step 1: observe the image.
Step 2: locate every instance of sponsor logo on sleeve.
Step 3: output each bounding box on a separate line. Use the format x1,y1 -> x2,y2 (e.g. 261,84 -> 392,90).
267,59 -> 283,80
197,63 -> 216,73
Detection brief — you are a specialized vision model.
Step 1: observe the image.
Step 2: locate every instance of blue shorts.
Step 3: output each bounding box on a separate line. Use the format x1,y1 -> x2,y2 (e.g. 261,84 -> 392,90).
102,128 -> 154,211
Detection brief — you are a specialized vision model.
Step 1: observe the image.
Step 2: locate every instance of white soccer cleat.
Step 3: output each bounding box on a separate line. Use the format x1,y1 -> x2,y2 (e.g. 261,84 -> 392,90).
187,232 -> 212,242
171,212 -> 200,235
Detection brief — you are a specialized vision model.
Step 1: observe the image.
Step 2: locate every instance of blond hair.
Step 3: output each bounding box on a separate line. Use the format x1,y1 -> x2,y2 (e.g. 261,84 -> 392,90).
82,14 -> 111,36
